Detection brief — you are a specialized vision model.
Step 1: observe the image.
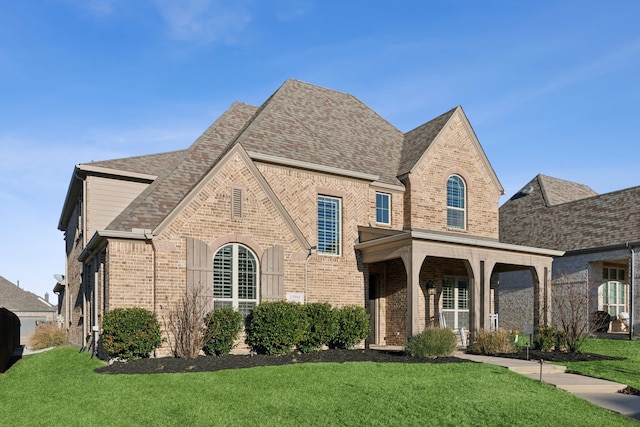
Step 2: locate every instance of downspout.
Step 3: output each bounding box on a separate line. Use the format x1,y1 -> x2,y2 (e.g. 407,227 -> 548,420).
627,242 -> 636,340
305,246 -> 317,304
93,259 -> 99,357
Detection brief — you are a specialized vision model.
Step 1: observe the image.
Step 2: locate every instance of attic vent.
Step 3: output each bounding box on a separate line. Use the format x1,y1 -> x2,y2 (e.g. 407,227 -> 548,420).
231,187 -> 243,219
521,186 -> 534,195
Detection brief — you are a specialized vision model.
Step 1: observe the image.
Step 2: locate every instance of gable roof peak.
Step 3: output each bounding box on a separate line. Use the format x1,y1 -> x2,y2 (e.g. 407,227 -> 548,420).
537,174 -> 598,206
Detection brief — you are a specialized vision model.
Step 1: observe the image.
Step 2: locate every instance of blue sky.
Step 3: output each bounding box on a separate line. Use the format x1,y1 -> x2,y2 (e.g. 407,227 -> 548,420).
2,1 -> 639,301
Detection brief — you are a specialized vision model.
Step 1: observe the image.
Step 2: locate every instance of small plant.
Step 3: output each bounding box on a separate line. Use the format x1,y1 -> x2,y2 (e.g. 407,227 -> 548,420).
406,328 -> 457,358
162,285 -> 211,359
28,322 -> 67,350
245,301 -> 308,355
297,302 -> 338,353
329,305 -> 370,349
203,307 -> 243,356
468,329 -> 516,355
534,325 -> 558,351
102,307 -> 162,360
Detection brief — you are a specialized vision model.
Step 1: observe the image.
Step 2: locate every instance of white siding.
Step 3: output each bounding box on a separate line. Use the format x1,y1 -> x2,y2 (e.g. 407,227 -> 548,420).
87,176 -> 149,235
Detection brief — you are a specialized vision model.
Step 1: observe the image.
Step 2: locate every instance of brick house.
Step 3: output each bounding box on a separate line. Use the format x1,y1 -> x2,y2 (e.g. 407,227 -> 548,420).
499,174 -> 640,338
57,79 -> 561,355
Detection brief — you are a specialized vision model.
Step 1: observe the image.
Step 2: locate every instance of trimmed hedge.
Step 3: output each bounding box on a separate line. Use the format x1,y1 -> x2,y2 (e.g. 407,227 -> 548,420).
101,307 -> 162,360
203,307 -> 243,356
329,305 -> 370,349
245,301 -> 308,355
297,302 -> 338,353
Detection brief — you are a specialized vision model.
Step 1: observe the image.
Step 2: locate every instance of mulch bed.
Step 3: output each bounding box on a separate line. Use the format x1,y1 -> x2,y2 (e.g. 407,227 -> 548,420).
477,349 -> 625,363
95,349 -> 468,375
95,347 -> 627,377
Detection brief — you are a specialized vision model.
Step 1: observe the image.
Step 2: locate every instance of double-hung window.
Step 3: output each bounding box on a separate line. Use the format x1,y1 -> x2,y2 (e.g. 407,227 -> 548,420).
318,195 -> 341,255
375,192 -> 390,225
213,243 -> 258,320
447,175 -> 466,230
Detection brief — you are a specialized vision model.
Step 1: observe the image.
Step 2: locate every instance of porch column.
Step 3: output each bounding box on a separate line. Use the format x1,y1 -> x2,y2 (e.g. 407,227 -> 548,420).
532,264 -> 551,328
481,261 -> 496,330
467,260 -> 481,338
402,249 -> 422,339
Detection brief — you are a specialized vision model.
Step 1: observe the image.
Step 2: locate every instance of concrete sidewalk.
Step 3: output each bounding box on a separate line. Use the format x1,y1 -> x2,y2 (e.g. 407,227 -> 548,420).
456,351 -> 640,421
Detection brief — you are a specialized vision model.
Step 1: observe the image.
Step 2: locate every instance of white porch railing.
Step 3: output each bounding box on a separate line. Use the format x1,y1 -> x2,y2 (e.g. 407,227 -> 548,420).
489,313 -> 499,332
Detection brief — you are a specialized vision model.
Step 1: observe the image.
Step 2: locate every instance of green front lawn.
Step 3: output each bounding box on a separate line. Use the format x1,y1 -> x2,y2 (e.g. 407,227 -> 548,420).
561,338 -> 640,390
0,346 -> 634,426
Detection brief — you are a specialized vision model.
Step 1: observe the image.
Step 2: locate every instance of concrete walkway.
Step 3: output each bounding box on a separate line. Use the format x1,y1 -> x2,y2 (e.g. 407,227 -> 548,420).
456,351 -> 640,421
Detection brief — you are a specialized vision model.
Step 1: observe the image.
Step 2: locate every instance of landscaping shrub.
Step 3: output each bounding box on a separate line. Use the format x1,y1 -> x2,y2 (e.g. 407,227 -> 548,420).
590,311 -> 611,333
533,325 -> 558,351
297,302 -> 338,353
245,301 -> 308,355
329,305 -> 370,349
203,307 -> 243,356
406,328 -> 457,358
102,307 -> 162,360
468,329 -> 516,355
28,322 -> 67,350
163,286 -> 211,359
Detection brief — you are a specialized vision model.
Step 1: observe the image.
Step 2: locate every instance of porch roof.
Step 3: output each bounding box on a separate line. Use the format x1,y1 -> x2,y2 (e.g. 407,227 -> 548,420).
355,227 -> 564,258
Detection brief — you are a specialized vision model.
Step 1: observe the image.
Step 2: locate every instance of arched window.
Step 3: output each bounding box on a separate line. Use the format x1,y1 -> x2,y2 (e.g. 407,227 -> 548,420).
447,175 -> 466,230
213,243 -> 258,320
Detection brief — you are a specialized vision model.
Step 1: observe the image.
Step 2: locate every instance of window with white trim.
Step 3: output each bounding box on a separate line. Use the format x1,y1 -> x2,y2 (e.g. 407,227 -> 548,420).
447,175 -> 466,230
213,243 -> 258,320
317,195 -> 341,255
601,267 -> 627,318
375,192 -> 390,225
442,277 -> 469,329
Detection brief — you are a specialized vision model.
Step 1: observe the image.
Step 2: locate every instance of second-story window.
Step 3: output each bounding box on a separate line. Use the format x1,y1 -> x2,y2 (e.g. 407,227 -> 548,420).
447,175 -> 466,230
318,195 -> 341,255
375,192 -> 390,225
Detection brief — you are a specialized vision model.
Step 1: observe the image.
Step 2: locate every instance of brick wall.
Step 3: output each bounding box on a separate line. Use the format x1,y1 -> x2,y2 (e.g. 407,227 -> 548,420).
406,112 -> 501,239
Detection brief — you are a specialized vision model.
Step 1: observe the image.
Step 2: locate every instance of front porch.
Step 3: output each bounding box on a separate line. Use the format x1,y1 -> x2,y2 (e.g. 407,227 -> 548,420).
356,227 -> 564,346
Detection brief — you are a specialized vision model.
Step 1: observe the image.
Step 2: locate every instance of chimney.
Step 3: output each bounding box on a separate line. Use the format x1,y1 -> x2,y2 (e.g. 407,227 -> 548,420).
45,292 -> 49,303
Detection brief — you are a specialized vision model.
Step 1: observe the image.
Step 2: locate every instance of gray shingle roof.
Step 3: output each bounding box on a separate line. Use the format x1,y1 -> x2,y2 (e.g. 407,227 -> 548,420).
233,79 -> 405,185
399,107 -> 457,176
500,174 -> 640,251
86,149 -> 187,177
107,102 -> 258,232
538,174 -> 598,206
0,276 -> 55,312
100,79 -> 462,233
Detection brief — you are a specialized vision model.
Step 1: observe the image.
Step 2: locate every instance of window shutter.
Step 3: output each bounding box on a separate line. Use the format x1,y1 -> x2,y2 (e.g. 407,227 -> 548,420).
261,245 -> 284,301
231,187 -> 243,219
186,237 -> 213,312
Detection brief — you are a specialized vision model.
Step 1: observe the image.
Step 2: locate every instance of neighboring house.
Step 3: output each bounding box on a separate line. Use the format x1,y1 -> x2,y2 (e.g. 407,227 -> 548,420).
0,276 -> 56,345
57,79 -> 561,355
499,174 -> 640,338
